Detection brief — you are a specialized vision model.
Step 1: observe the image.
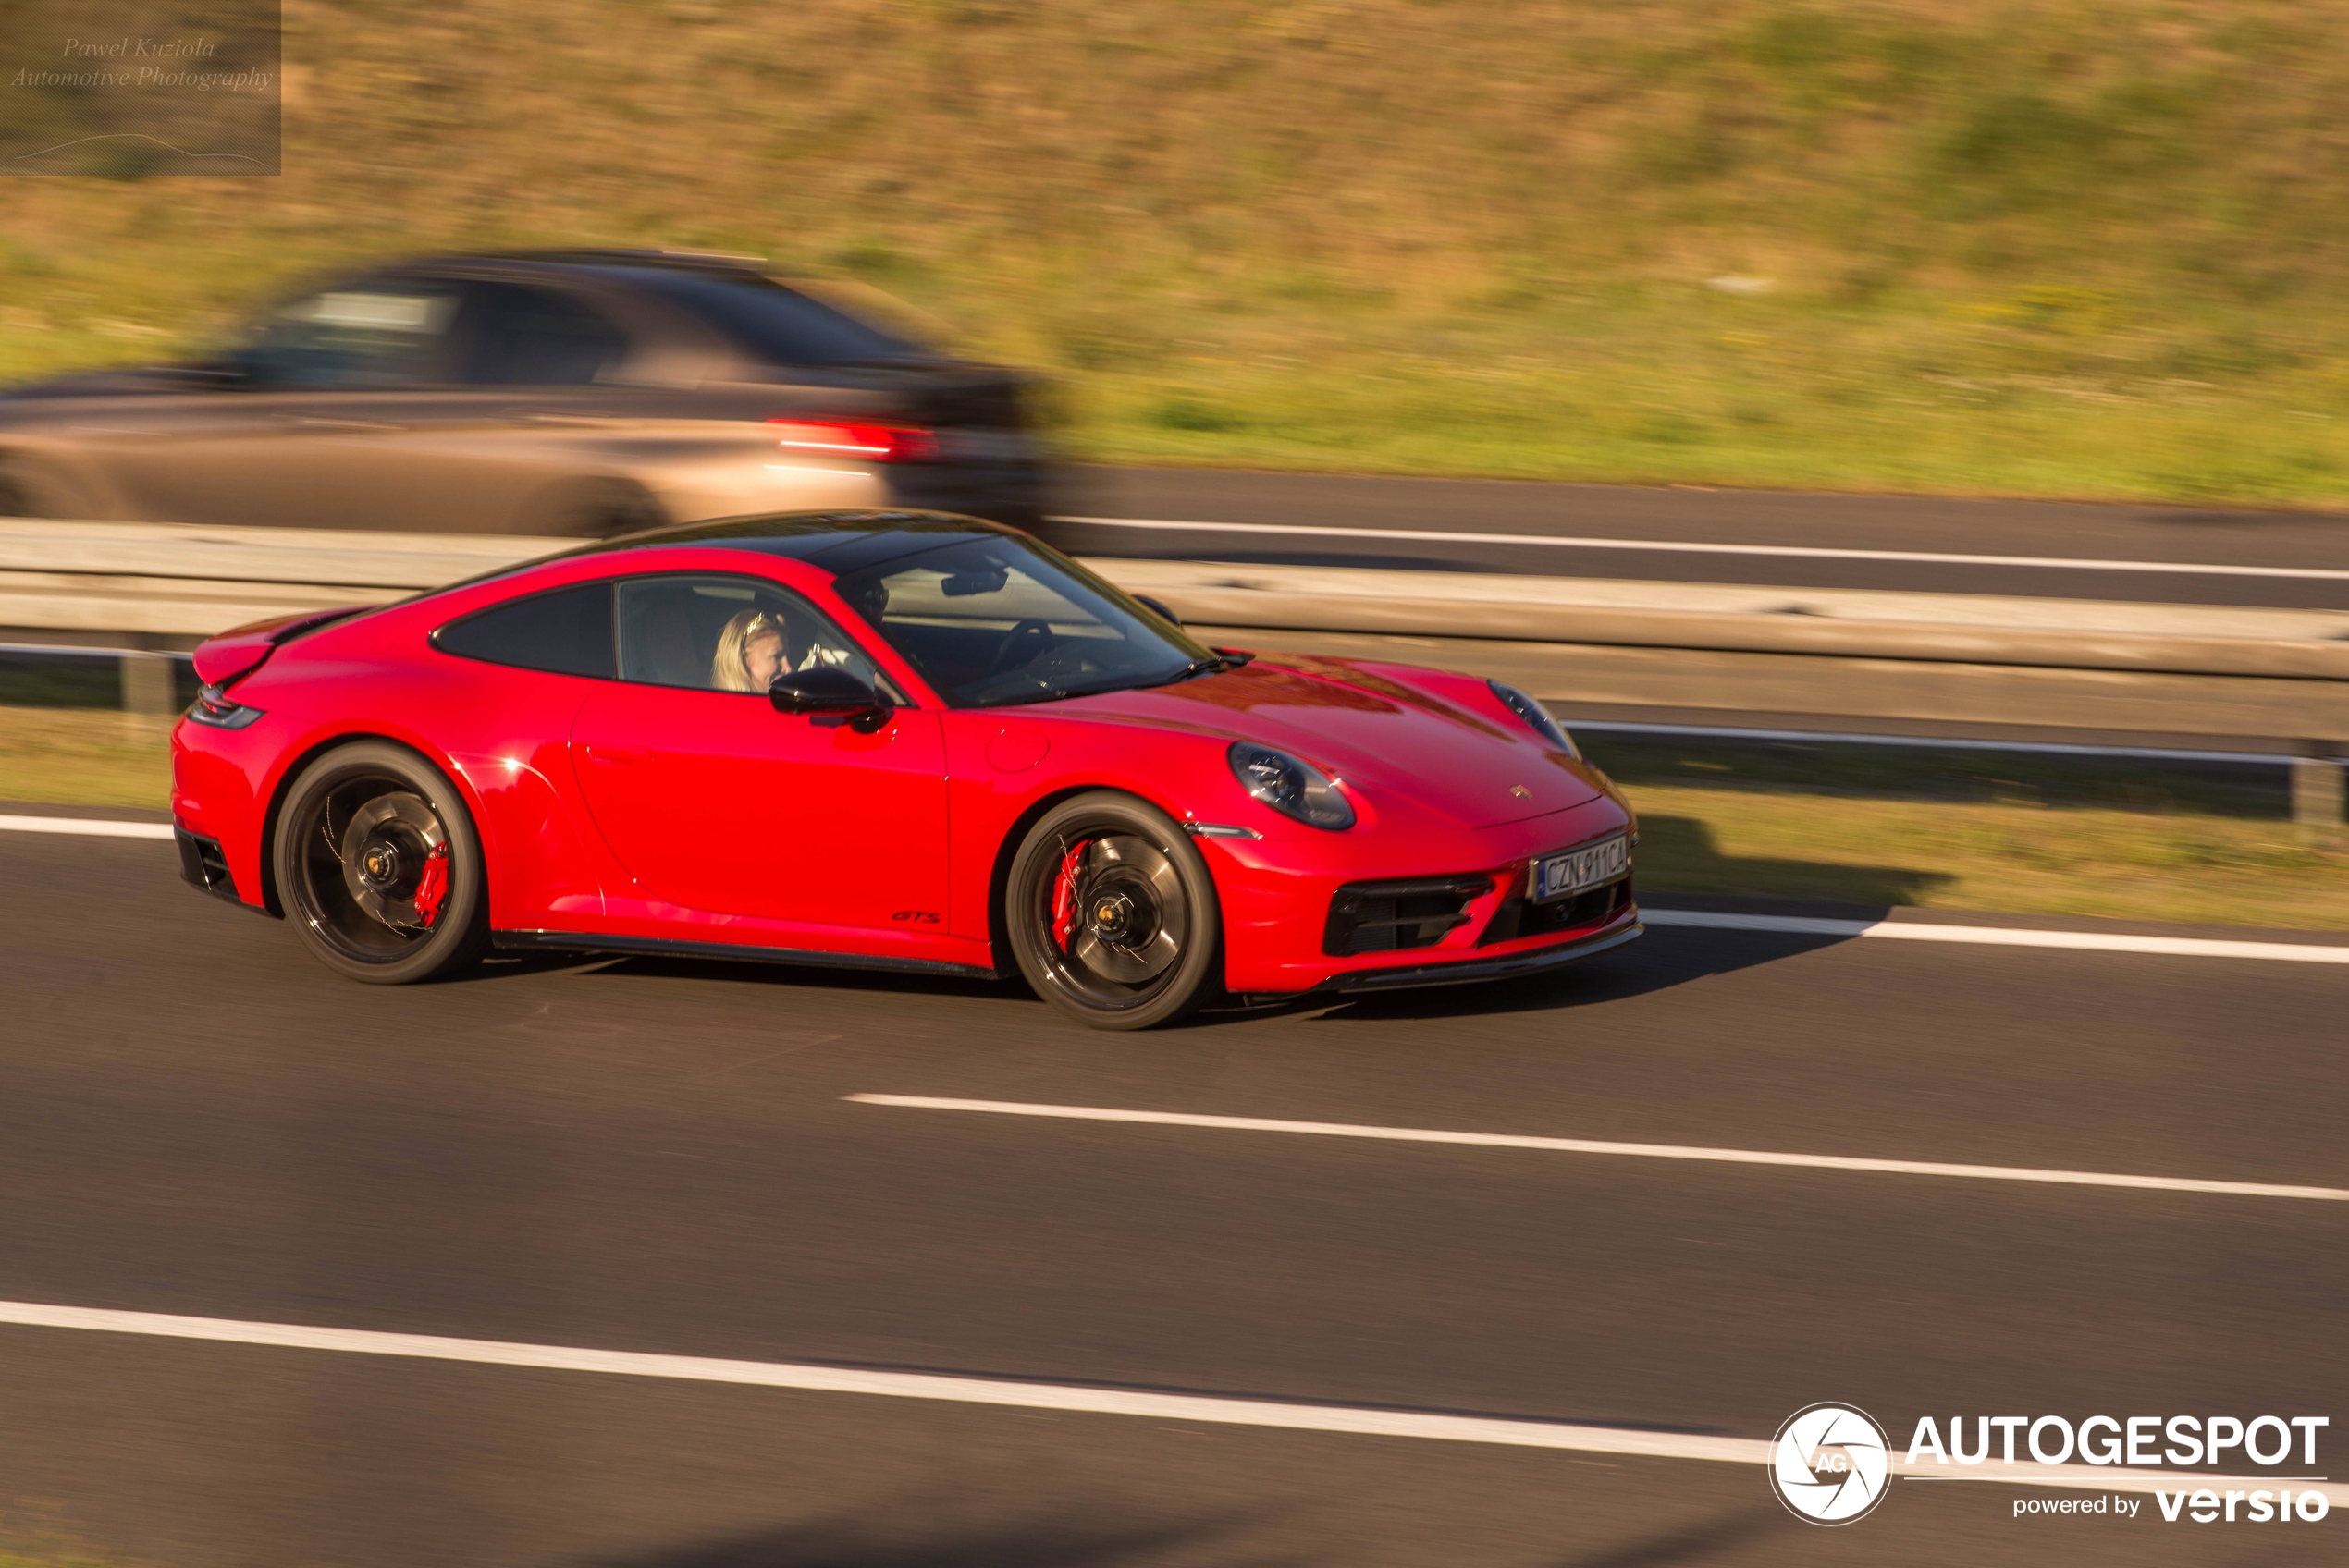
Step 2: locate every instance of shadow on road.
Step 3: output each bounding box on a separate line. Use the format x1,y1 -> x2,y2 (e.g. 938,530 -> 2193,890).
1294,920 -> 1843,1027
565,955 -> 1011,1006
584,1512 -> 1273,1568
478,812 -> 1941,1028
1293,815 -> 1945,1026
1547,1505 -> 1787,1568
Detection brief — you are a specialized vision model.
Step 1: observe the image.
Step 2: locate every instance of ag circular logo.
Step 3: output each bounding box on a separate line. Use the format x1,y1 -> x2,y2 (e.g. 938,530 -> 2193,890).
1768,1403 -> 1891,1525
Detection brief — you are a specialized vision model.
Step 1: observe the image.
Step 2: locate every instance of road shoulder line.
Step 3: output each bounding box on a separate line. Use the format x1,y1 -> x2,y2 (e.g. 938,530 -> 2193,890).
1642,907 -> 2349,963
0,1297 -> 2336,1504
845,1095 -> 2349,1202
0,813 -> 175,840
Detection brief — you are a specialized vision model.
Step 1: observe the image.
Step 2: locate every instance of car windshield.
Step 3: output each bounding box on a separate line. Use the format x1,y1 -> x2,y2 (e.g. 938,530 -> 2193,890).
832,536 -> 1215,708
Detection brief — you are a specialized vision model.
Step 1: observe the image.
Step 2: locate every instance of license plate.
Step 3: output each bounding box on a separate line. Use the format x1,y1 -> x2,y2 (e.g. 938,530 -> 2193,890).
1531,835 -> 1629,902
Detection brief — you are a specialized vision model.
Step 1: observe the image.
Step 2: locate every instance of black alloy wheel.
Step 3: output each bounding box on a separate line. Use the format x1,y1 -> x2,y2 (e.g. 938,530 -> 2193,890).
1006,790 -> 1222,1030
274,741 -> 489,984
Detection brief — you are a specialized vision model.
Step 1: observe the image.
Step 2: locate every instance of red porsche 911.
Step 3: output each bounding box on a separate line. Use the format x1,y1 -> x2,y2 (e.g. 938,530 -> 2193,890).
171,511 -> 1640,1028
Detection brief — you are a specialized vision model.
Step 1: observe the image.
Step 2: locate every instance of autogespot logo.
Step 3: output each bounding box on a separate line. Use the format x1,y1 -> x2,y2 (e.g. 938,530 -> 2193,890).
1769,1403 -> 1893,1525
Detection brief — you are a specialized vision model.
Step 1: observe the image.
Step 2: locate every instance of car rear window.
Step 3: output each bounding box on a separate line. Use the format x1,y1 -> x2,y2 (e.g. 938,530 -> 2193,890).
616,269 -> 923,366
433,582 -> 615,678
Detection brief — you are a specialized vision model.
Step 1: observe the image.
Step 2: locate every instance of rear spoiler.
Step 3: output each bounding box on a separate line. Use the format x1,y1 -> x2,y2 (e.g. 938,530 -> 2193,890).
191,606 -> 366,690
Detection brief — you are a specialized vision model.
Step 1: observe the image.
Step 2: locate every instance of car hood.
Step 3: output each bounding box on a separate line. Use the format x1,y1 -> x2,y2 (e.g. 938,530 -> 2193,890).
1063,655 -> 1605,828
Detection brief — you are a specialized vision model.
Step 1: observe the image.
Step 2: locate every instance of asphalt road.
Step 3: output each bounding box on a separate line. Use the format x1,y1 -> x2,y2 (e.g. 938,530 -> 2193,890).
1051,467 -> 2349,610
2,828 -> 2344,1568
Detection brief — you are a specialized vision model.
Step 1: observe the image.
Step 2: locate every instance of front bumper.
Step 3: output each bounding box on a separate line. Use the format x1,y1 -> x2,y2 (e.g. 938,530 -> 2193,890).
1204,796 -> 1638,994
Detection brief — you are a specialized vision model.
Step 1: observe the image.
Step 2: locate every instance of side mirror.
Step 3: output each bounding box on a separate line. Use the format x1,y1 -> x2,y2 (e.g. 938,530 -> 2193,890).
769,666 -> 892,732
1133,594 -> 1182,628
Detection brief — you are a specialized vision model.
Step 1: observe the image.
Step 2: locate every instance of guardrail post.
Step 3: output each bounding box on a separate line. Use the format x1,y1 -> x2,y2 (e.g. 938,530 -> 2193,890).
119,650 -> 177,719
2291,749 -> 2346,828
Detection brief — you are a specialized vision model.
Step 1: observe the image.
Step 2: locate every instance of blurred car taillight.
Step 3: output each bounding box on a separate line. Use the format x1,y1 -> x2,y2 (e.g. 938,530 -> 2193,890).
767,418 -> 940,462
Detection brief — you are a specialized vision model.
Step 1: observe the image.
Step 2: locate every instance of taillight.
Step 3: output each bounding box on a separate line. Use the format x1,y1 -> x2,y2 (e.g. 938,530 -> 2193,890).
766,418 -> 939,462
187,682 -> 265,729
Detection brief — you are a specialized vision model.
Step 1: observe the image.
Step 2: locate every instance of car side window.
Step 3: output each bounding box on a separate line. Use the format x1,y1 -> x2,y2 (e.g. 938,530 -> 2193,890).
239,279 -> 461,389
614,574 -> 895,696
459,282 -> 629,386
433,582 -> 616,678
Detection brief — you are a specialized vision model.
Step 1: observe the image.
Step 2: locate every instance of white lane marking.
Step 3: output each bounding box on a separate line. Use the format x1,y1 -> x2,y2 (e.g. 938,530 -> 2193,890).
0,1297 -> 1755,1462
1642,908 -> 2349,964
1053,516 -> 2349,582
0,1300 -> 2335,1504
0,814 -> 174,840
846,1095 -> 2349,1203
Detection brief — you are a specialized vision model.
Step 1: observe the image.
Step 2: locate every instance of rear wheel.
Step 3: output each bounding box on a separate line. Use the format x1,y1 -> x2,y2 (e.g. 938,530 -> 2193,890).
1006,791 -> 1222,1030
274,741 -> 489,984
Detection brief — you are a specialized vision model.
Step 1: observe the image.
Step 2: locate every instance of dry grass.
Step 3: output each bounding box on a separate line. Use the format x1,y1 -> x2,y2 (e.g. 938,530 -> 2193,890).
13,2 -> 2349,499
1631,781 -> 2349,928
0,707 -> 172,810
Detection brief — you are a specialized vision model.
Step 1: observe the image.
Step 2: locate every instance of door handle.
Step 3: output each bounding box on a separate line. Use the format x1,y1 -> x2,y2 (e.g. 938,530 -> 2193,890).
589,746 -> 649,766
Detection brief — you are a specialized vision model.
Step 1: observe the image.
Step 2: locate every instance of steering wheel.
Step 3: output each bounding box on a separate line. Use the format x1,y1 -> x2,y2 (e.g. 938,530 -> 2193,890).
985,618 -> 1055,678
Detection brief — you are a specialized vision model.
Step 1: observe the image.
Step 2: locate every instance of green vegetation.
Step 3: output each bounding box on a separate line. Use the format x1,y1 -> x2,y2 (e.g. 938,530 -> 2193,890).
13,2 -> 2349,502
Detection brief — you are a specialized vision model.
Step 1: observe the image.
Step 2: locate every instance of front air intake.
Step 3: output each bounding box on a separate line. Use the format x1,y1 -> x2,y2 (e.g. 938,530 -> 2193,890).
1324,876 -> 1494,957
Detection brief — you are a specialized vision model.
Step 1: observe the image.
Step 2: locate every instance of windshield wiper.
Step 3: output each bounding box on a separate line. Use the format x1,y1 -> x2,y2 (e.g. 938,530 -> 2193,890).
1162,651 -> 1254,685
978,653 -> 1253,709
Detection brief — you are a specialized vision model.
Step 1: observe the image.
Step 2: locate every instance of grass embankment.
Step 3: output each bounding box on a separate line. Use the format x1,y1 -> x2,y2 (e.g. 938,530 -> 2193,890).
14,3 -> 2349,503
1591,736 -> 2349,928
0,708 -> 172,810
8,706 -> 2342,929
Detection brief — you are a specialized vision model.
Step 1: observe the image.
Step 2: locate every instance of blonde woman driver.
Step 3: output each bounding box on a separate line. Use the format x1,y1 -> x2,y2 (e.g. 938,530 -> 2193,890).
711,608 -> 789,692
711,606 -> 860,692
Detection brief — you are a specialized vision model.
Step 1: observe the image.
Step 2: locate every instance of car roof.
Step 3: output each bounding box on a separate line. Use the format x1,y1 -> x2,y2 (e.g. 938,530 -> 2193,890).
565,508 -> 1024,572
358,511 -> 1029,629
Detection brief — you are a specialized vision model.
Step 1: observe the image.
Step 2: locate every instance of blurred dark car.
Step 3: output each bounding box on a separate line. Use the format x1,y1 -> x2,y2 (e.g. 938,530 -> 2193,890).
0,251 -> 1048,537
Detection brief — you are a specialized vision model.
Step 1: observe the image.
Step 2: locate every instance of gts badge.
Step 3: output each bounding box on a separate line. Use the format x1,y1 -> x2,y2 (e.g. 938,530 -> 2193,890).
891,910 -> 941,924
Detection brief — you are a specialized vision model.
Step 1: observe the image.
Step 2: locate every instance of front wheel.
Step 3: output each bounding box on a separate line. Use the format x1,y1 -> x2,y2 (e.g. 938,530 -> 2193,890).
274,741 -> 490,984
1005,791 -> 1223,1030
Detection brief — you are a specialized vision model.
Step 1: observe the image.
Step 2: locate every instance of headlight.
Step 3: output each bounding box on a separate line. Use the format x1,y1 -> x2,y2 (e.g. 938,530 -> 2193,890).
1228,741 -> 1356,829
1489,680 -> 1577,756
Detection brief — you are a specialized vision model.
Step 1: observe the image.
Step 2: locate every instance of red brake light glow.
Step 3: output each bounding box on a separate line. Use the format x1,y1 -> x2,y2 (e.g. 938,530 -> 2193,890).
766,418 -> 939,462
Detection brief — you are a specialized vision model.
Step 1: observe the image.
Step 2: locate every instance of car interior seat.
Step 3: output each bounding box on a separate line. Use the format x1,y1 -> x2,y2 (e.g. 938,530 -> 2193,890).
628,591 -> 706,687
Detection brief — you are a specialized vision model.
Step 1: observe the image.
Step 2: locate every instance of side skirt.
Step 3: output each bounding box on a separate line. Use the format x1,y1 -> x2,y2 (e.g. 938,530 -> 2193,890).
492,929 -> 1000,981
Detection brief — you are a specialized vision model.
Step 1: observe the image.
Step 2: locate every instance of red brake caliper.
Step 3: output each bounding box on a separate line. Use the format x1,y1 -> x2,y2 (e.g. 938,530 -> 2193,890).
1049,839 -> 1090,952
412,843 -> 451,930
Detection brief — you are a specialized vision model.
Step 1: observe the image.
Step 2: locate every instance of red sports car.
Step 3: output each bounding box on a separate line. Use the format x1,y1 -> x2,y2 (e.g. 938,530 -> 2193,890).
171,511 -> 1640,1028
